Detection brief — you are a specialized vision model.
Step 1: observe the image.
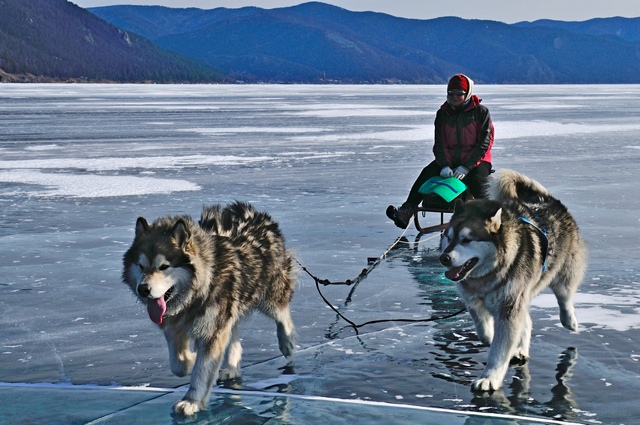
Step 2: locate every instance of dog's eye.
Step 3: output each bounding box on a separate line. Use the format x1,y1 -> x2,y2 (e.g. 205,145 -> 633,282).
158,264 -> 170,271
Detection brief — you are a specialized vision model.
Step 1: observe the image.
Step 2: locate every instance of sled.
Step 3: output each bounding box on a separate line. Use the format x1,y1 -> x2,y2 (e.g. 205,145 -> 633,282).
413,203 -> 454,234
413,176 -> 468,234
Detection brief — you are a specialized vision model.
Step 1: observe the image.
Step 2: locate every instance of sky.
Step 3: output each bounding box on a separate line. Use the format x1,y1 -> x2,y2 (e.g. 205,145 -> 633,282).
71,0 -> 640,23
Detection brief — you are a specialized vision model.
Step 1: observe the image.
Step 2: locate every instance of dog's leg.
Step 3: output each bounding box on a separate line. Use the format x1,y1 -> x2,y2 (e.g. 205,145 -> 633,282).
472,304 -> 526,392
512,313 -> 532,363
164,327 -> 195,377
551,245 -> 586,332
274,306 -> 296,359
468,301 -> 494,346
173,324 -> 232,416
552,281 -> 578,331
550,275 -> 580,332
219,323 -> 242,381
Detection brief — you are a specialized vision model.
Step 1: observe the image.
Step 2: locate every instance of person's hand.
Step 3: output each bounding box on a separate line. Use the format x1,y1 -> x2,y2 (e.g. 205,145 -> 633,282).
453,166 -> 469,180
440,166 -> 454,177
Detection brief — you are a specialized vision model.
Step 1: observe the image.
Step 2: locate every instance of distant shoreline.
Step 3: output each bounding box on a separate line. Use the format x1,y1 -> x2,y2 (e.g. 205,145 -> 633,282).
0,70 -> 633,85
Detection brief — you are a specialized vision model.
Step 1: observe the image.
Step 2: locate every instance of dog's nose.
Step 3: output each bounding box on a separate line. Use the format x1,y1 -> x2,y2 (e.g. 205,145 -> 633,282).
440,253 -> 451,267
138,283 -> 151,297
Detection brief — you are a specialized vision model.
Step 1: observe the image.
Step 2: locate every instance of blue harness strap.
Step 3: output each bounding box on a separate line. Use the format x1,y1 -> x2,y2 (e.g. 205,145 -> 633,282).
519,216 -> 549,272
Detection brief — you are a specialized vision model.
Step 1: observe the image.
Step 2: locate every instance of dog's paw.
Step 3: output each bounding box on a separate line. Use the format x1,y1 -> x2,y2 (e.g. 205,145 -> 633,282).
219,367 -> 241,381
560,310 -> 578,332
509,355 -> 529,366
169,349 -> 196,377
279,340 -> 295,359
173,399 -> 201,416
278,334 -> 296,359
475,327 -> 493,346
471,376 -> 503,392
477,334 -> 493,346
511,348 -> 529,364
170,357 -> 196,378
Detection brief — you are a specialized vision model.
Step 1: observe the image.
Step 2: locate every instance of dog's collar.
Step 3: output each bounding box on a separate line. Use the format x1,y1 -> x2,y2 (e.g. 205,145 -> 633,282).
519,216 -> 549,272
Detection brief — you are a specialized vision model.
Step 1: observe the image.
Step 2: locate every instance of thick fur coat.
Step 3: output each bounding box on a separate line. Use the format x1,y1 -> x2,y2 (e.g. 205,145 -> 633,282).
440,169 -> 587,391
122,201 -> 296,415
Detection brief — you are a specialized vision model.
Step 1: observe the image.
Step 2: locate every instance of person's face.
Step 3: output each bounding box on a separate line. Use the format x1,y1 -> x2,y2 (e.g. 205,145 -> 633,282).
447,90 -> 466,107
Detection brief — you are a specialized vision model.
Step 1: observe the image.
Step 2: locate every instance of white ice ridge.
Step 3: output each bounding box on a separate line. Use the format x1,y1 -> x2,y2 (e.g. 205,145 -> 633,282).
497,120 -> 640,140
0,154 -> 272,171
0,381 -> 588,425
0,170 -> 200,198
532,292 -> 640,331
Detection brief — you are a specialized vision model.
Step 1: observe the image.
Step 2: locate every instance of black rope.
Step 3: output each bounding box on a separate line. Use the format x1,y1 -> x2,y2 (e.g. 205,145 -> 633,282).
297,257 -> 466,336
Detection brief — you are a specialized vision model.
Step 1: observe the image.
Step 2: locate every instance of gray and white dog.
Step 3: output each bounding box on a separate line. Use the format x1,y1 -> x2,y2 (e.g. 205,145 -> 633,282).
440,169 -> 587,391
122,201 -> 296,415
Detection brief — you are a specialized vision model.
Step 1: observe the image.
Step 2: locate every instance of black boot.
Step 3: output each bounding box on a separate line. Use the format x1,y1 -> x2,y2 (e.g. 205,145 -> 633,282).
386,202 -> 417,229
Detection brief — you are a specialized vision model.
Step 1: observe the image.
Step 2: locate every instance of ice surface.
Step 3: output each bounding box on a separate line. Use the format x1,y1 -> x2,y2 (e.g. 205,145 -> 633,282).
0,83 -> 639,424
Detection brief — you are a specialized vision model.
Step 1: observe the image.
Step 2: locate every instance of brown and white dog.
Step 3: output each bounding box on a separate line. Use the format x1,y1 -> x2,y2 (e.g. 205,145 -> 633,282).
440,169 -> 587,392
122,201 -> 296,415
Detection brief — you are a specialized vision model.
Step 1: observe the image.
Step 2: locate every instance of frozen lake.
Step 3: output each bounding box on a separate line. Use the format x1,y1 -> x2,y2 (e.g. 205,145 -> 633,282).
0,84 -> 639,424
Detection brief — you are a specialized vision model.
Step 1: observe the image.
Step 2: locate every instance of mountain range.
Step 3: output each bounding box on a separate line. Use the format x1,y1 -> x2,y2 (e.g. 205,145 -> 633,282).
2,1 -> 640,84
89,2 -> 640,84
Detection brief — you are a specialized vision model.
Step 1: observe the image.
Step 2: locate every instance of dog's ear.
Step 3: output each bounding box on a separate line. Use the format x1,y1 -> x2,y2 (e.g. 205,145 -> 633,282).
135,217 -> 149,238
172,220 -> 191,248
487,208 -> 502,233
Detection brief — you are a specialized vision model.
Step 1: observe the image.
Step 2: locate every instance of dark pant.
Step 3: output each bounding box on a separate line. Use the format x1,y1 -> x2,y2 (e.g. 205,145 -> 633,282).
405,161 -> 492,207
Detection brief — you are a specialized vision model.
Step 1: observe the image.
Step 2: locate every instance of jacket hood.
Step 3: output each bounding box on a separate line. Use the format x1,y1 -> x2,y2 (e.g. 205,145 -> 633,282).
464,75 -> 475,103
447,74 -> 474,103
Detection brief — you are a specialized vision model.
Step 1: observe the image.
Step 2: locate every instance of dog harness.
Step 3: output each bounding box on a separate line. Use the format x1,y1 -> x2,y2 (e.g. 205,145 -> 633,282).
519,216 -> 549,272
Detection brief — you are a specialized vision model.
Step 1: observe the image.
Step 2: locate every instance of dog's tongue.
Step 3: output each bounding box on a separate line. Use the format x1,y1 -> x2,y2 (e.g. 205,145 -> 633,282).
445,266 -> 465,281
147,297 -> 166,325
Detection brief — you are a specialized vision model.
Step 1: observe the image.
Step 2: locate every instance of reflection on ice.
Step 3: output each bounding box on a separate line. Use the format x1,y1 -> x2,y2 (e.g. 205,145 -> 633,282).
234,320 -> 591,424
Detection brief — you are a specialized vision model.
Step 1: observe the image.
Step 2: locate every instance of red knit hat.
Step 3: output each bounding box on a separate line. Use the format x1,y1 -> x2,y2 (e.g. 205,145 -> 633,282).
447,74 -> 469,92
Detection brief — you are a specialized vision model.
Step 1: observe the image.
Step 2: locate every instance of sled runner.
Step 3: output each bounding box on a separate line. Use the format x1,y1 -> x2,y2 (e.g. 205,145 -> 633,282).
413,203 -> 455,234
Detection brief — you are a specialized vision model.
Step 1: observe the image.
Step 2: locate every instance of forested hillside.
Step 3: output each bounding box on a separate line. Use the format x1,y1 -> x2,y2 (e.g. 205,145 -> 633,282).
0,0 -> 223,82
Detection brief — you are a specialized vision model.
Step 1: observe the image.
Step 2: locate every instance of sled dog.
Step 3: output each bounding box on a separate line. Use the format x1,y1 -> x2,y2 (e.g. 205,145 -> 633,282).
122,201 -> 296,415
439,169 -> 587,391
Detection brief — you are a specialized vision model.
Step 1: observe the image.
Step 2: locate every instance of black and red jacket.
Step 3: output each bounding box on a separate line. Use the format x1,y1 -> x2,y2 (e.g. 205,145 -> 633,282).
433,95 -> 494,169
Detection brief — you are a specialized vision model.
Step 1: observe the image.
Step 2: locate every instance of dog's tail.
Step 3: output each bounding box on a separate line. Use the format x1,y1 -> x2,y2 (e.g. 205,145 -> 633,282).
486,168 -> 550,203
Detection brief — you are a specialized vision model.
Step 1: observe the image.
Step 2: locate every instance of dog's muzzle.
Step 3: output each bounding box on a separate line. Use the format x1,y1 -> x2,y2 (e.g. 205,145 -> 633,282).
138,283 -> 152,297
440,253 -> 453,267
440,252 -> 478,282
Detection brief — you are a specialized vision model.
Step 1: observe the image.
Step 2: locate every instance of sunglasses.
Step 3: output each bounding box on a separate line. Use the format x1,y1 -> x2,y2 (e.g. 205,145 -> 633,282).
447,90 -> 467,97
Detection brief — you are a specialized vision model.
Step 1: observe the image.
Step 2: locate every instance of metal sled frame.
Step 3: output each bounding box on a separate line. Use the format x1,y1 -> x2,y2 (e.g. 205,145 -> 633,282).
413,205 -> 453,234
413,170 -> 490,234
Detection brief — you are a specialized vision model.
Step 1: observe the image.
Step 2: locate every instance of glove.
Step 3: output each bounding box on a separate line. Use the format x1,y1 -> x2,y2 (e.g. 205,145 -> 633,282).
453,166 -> 469,180
440,166 -> 454,178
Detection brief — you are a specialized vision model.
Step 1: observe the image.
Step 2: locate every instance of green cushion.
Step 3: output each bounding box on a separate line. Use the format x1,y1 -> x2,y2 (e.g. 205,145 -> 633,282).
418,176 -> 467,202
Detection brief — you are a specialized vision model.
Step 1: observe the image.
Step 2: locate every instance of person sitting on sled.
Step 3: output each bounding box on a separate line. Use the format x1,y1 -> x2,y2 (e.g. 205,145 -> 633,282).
386,73 -> 495,229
